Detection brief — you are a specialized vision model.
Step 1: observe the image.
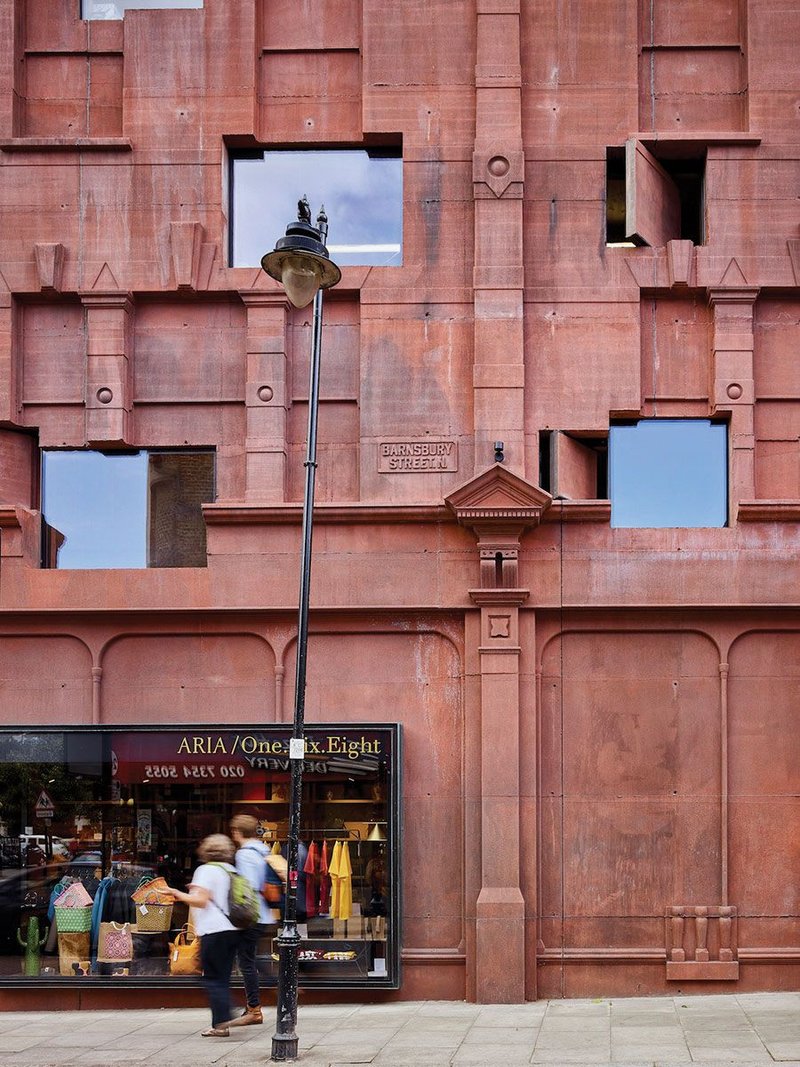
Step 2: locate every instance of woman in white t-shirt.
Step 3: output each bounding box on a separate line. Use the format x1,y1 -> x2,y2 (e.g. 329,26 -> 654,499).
167,834 -> 241,1037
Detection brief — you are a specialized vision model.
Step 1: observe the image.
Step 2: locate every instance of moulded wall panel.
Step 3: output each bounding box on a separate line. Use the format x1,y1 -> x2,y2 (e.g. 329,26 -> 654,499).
539,630 -> 722,953
24,1 -> 92,53
360,312 -> 472,434
133,403 -> 246,452
24,52 -> 122,141
755,401 -> 800,442
641,49 -> 745,132
133,301 -> 246,402
747,92 -> 800,143
87,55 -> 123,137
0,430 -> 36,506
289,300 -> 360,401
0,636 -> 92,722
101,634 -> 275,723
0,165 -> 80,275
523,201 -> 613,288
706,159 -> 800,202
729,632 -> 800,796
261,0 -> 361,50
525,159 -> 605,204
729,799 -> 800,918
362,0 -> 474,88
754,300 -> 800,398
748,0 -> 800,90
259,51 -> 362,142
287,400 -> 359,503
25,406 -> 85,447
22,304 -> 84,406
363,86 -> 475,154
754,440 -> 800,499
402,199 -> 473,286
562,799 -> 722,917
649,0 -> 741,45
526,302 -> 641,430
558,633 -> 721,797
521,0 -> 638,88
523,87 -> 638,147
640,297 -> 712,402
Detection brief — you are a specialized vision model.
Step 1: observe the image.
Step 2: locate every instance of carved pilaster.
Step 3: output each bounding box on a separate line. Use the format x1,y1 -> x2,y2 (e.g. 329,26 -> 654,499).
447,464 -> 549,1003
707,282 -> 759,515
239,291 -> 290,502
79,292 -> 134,446
472,0 -> 525,475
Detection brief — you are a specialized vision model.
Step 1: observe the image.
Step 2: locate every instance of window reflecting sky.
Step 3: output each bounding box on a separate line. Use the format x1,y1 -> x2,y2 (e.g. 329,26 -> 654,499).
232,150 -> 402,268
43,452 -> 149,567
82,0 -> 202,18
610,420 -> 727,528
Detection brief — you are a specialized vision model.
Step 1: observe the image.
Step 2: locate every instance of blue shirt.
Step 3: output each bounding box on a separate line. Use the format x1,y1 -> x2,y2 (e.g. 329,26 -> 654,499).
235,840 -> 271,925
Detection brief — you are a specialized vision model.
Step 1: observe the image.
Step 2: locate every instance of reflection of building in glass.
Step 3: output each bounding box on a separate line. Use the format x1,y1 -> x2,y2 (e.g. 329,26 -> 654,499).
0,727 -> 399,986
147,453 -> 214,568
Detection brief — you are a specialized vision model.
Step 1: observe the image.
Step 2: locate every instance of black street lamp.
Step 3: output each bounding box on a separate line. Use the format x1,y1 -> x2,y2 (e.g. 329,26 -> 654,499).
261,198 -> 341,1062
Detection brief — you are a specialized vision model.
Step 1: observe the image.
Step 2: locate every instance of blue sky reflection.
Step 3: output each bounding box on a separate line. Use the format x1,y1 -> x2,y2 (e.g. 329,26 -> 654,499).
43,452 -> 148,568
610,420 -> 727,528
232,150 -> 402,268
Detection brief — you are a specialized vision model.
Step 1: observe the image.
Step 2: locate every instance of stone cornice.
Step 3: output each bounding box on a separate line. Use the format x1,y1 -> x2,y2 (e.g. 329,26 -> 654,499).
737,501 -> 800,522
202,502 -> 451,526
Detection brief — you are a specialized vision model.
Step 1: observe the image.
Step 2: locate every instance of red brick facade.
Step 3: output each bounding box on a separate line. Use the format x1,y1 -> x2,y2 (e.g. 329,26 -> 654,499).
1,0 -> 800,1004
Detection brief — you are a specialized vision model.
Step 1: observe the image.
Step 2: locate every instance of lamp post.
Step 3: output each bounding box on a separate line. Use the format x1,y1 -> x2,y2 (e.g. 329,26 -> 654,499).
261,197 -> 340,1062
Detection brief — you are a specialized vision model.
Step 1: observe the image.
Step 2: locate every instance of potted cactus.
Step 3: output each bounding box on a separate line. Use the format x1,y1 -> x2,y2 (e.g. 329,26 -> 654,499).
17,916 -> 48,976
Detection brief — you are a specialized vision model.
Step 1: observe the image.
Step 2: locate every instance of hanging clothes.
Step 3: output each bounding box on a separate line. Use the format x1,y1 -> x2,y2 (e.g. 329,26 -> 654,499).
328,841 -> 342,919
337,841 -> 353,921
318,840 -> 330,915
303,842 -> 319,919
328,840 -> 353,921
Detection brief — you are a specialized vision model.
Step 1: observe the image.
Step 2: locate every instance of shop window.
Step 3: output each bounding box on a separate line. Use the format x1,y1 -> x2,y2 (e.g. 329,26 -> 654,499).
0,725 -> 399,988
610,419 -> 727,528
606,141 -> 705,247
41,450 -> 214,569
82,0 -> 202,18
230,147 -> 402,268
539,430 -> 608,499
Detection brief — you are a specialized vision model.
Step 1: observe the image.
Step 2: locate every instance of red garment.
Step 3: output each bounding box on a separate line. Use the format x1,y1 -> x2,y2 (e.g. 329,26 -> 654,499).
318,840 -> 330,915
303,842 -> 319,918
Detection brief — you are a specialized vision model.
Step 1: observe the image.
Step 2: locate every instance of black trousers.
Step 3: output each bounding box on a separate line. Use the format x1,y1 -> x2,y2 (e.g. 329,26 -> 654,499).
200,929 -> 241,1028
236,922 -> 268,1008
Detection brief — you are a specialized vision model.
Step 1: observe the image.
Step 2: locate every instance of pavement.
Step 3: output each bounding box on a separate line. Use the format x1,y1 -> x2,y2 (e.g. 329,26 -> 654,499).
3,994 -> 800,1066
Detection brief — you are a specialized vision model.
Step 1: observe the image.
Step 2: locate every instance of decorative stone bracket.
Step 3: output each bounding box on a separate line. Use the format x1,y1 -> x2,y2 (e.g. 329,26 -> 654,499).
445,462 -> 552,590
665,905 -> 739,981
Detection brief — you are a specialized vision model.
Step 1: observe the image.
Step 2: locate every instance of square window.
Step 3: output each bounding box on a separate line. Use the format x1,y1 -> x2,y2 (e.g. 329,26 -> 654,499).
82,0 -> 202,18
42,450 -> 214,568
610,420 -> 727,528
606,142 -> 706,247
230,148 -> 402,268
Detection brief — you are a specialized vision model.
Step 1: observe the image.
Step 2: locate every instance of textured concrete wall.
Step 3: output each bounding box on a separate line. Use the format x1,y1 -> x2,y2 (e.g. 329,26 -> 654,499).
0,0 -> 800,1002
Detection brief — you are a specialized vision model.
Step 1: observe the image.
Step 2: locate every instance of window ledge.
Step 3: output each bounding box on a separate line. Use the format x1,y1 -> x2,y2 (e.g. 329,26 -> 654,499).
0,137 -> 132,153
203,502 -> 451,526
543,500 -> 611,523
630,131 -> 761,147
738,501 -> 800,522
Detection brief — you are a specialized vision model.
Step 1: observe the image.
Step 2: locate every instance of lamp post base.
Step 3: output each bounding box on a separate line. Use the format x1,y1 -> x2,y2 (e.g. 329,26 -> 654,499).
271,1032 -> 299,1062
271,924 -> 301,1062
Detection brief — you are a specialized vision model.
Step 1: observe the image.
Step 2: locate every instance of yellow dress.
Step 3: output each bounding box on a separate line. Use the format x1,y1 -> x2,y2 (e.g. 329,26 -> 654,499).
336,841 -> 353,921
329,840 -> 342,919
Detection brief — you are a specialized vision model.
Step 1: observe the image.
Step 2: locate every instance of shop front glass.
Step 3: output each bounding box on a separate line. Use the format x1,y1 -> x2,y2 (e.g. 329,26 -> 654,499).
0,725 -> 400,987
